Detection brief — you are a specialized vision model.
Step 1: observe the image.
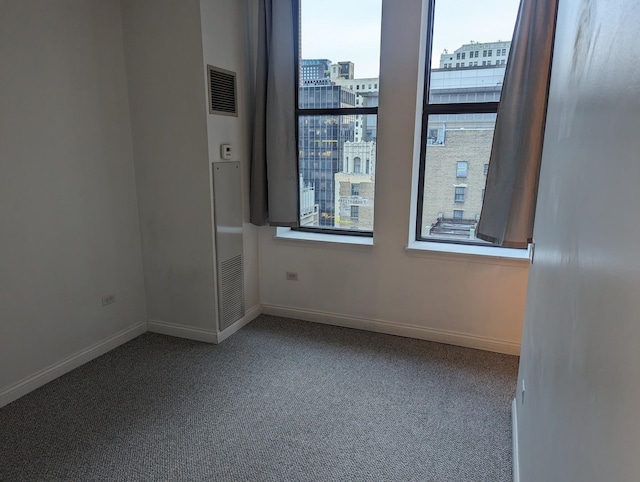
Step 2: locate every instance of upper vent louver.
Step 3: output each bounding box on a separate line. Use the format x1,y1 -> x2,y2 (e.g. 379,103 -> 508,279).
208,65 -> 238,116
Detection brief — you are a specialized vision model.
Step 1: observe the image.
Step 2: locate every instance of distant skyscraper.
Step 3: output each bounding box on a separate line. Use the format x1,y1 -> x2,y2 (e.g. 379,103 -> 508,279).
300,59 -> 331,84
298,83 -> 356,226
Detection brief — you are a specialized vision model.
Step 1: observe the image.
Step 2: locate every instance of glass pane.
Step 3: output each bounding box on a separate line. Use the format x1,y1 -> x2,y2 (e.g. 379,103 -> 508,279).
299,0 -> 381,108
420,113 -> 496,243
299,114 -> 376,231
429,0 -> 519,103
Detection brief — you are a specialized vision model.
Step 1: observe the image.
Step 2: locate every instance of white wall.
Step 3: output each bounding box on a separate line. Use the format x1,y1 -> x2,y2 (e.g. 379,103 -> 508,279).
516,1 -> 640,480
0,1 -> 146,398
258,0 -> 529,354
199,0 -> 260,315
120,0 -> 217,331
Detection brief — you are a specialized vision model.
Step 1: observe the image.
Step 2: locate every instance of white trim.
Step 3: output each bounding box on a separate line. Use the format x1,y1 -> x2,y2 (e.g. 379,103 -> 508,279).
406,241 -> 531,267
275,227 -> 374,250
216,304 -> 262,343
148,304 -> 262,345
261,304 -> 520,355
0,322 -> 147,408
147,319 -> 217,343
512,398 -> 520,482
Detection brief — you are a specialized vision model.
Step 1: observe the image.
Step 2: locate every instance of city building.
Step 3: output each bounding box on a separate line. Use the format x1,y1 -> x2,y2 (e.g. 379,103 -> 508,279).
329,61 -> 354,80
332,77 -> 379,142
299,57 -> 380,229
298,83 -> 356,226
334,141 -> 376,230
421,46 -> 509,241
439,40 -> 511,69
299,174 -> 319,226
300,58 -> 331,82
421,120 -> 494,241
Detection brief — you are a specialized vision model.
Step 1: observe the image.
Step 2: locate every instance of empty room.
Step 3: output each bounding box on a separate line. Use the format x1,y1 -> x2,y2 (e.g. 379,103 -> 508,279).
2,0 -> 640,481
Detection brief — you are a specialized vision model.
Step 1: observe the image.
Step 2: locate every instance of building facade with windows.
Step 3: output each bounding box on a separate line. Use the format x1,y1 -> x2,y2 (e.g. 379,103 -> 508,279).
334,141 -> 376,230
298,84 -> 357,226
299,57 -> 380,229
301,58 -> 331,83
439,41 -> 511,69
421,124 -> 494,240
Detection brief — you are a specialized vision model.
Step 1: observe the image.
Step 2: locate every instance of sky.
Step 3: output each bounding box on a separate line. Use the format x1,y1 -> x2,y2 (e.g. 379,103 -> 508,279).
301,0 -> 520,76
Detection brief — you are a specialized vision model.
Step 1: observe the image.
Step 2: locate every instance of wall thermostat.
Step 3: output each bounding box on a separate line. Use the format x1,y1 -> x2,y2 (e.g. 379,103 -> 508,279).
220,144 -> 232,160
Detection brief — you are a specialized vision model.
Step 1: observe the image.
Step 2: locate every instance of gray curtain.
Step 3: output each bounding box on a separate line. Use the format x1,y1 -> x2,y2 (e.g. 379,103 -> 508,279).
249,0 -> 299,227
476,0 -> 558,248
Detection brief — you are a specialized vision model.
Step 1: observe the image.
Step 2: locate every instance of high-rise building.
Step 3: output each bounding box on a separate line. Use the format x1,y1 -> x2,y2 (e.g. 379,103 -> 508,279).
299,58 -> 380,229
298,83 -> 356,226
300,59 -> 331,83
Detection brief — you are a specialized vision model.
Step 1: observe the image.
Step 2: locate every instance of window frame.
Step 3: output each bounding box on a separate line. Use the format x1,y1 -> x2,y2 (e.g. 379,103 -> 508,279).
415,0 -> 501,246
293,0 -> 378,238
456,161 -> 468,178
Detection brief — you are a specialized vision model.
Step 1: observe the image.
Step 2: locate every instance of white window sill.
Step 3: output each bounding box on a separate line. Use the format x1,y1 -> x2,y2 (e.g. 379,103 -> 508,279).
275,227 -> 374,250
405,240 -> 531,267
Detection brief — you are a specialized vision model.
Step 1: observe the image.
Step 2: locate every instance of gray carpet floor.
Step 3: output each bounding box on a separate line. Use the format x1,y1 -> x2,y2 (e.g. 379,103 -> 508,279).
0,315 -> 518,481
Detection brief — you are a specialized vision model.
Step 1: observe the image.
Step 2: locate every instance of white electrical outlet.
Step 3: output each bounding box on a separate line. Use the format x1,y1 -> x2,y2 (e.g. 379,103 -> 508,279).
286,272 -> 298,281
102,294 -> 116,306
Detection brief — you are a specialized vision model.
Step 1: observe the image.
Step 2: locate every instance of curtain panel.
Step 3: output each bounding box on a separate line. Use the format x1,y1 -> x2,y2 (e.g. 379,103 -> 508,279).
249,0 -> 299,227
477,0 -> 559,247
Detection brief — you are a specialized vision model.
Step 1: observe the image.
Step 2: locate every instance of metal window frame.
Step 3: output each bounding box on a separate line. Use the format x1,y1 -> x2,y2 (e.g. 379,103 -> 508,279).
293,0 -> 377,237
415,0 -> 500,246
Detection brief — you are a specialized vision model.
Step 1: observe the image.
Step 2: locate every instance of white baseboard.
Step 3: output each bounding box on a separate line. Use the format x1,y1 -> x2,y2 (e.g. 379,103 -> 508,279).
261,304 -> 520,355
148,304 -> 262,344
0,322 -> 147,409
217,304 -> 262,343
147,319 -> 217,343
512,398 -> 520,482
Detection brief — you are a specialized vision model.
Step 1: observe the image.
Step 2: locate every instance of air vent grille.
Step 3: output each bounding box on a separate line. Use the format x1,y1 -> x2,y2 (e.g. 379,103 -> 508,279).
208,65 -> 237,116
219,254 -> 244,330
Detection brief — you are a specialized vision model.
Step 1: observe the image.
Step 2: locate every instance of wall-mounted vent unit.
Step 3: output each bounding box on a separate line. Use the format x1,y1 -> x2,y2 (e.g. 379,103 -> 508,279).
208,65 -> 238,116
212,161 -> 245,331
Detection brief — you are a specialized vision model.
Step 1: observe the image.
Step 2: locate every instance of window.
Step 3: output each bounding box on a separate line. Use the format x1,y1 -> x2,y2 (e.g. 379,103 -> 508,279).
461,53 -> 466,59
502,48 -> 507,55
354,157 -> 361,173
296,0 -> 381,235
456,161 -> 468,178
416,0 -> 519,244
456,53 -> 460,59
